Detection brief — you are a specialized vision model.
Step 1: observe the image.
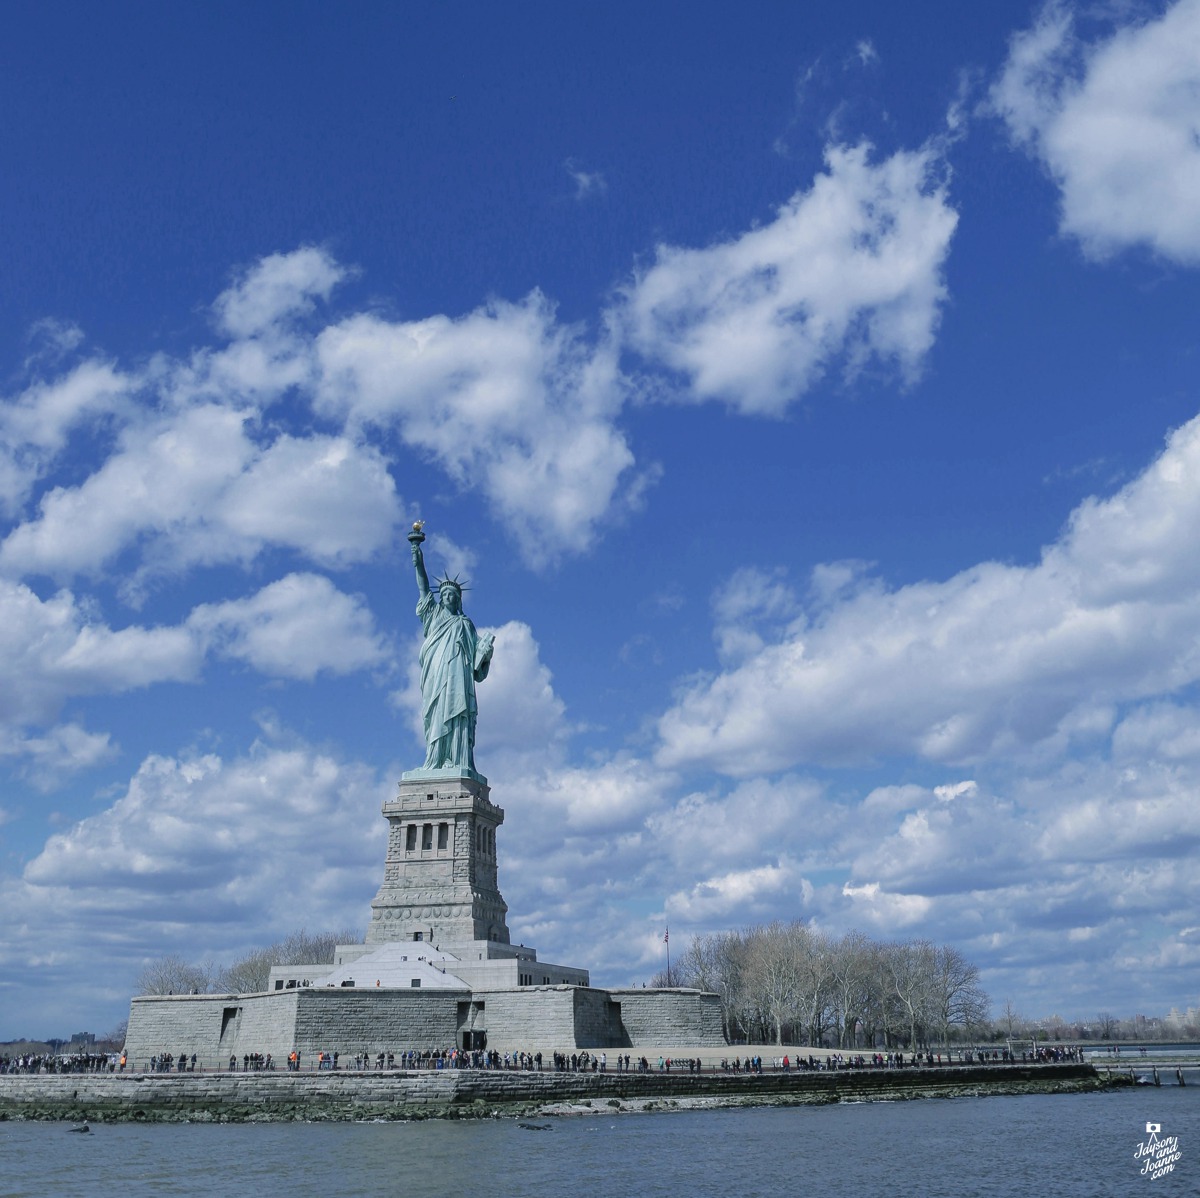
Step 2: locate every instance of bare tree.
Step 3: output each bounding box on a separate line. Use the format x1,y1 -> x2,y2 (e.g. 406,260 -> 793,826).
712,932 -> 750,1042
859,939 -> 901,1048
1000,999 -> 1025,1040
135,929 -> 359,997
741,922 -> 804,1045
725,928 -> 769,1042
930,944 -> 989,1045
279,928 -> 357,966
885,940 -> 936,1049
667,929 -> 745,1040
135,954 -> 218,995
675,931 -> 720,993
220,947 -> 284,995
793,928 -> 835,1047
220,927 -> 359,994
97,1019 -> 128,1049
827,931 -> 873,1049
684,930 -> 756,1043
671,925 -> 990,1050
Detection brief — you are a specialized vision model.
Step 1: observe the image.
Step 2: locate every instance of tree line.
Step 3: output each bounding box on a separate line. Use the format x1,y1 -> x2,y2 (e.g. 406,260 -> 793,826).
135,928 -> 359,996
660,922 -> 990,1049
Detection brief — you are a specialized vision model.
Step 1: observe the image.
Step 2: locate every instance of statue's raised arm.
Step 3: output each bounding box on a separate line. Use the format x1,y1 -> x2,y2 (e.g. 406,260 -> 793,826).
410,521 -> 432,600
406,522 -> 492,778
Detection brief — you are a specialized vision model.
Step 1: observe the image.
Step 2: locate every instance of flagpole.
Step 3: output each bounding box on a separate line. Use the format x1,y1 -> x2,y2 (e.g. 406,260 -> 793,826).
665,925 -> 671,987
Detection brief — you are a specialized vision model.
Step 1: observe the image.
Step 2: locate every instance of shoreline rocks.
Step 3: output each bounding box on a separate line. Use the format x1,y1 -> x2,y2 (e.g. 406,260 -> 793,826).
0,1062 -> 1116,1123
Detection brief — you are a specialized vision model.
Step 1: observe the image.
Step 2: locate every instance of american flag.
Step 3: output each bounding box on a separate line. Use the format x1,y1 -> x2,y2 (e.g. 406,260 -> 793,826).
664,926 -> 669,944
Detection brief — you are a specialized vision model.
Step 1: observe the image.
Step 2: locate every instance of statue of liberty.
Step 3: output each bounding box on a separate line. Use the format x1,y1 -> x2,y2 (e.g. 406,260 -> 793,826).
408,523 -> 494,774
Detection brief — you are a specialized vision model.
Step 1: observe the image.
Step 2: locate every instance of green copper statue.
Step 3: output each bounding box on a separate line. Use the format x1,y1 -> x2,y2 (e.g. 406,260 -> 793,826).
408,522 -> 494,773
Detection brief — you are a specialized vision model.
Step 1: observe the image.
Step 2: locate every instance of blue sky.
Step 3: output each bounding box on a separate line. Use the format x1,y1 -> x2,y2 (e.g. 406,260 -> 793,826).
3,0 -> 1200,1038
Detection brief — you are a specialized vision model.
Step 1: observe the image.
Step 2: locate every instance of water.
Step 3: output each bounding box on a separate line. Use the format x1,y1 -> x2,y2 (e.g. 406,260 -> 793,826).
2,1086 -> 1196,1197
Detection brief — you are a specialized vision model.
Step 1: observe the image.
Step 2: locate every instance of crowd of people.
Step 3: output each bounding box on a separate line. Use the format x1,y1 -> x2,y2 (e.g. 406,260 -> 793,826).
752,1045 -> 1088,1070
229,1052 -> 273,1071
2,1043 -> 1087,1075
148,1052 -> 196,1072
1,1051 -> 124,1074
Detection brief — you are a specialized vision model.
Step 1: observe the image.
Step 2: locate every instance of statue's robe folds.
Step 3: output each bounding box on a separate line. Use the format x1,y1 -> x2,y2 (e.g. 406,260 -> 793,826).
417,591 -> 489,771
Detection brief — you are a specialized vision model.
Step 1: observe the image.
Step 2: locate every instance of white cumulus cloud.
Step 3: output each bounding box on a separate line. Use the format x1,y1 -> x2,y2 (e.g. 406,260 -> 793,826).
0,578 -> 202,728
187,573 -> 390,680
0,407 -> 401,591
623,141 -> 958,414
0,359 -> 133,516
213,246 -> 347,338
992,0 -> 1200,262
657,410 -> 1200,774
316,293 -> 645,566
0,733 -> 387,1030
0,722 -> 115,791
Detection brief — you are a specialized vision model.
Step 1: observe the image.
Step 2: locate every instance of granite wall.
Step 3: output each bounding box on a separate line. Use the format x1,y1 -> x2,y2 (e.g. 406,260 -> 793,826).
124,983 -> 727,1062
608,988 -> 725,1048
292,988 -> 467,1055
125,992 -> 300,1065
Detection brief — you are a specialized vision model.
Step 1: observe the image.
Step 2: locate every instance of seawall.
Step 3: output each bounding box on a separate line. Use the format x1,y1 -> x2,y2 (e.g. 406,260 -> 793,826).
0,1063 -> 1111,1123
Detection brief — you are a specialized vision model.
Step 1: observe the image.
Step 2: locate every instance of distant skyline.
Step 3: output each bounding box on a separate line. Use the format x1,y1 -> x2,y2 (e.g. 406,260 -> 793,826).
3,0 -> 1200,1038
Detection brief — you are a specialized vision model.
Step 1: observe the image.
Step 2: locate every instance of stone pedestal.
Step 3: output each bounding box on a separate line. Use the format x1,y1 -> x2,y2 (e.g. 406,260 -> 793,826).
366,771 -> 510,946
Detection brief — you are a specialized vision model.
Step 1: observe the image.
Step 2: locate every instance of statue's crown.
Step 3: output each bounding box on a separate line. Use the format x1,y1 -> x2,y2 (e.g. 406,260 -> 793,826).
436,573 -> 469,594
